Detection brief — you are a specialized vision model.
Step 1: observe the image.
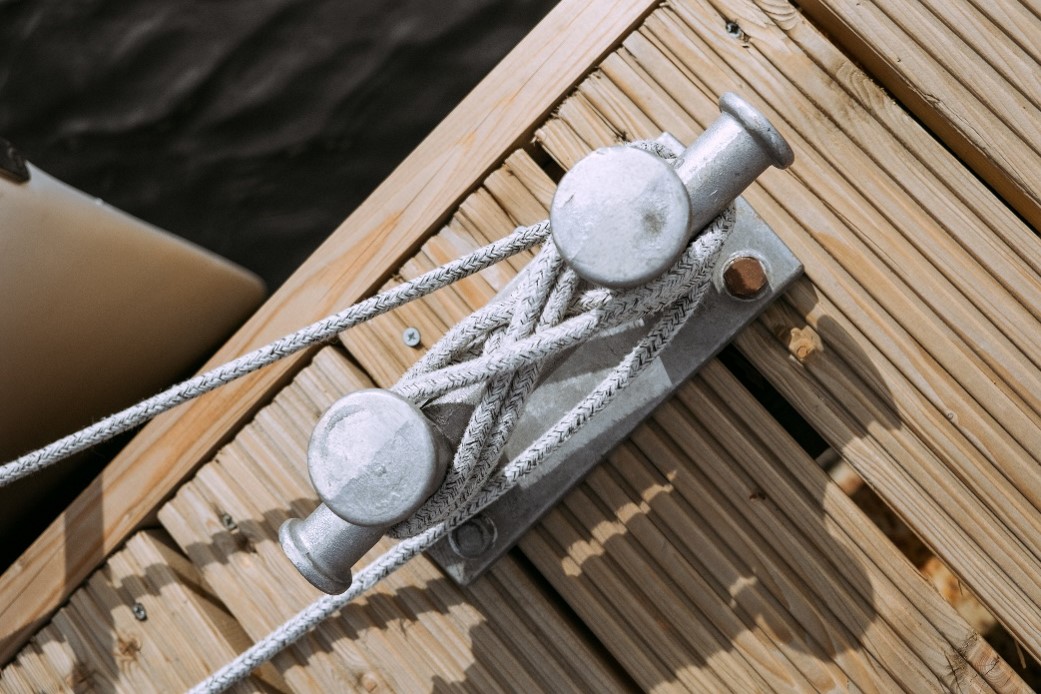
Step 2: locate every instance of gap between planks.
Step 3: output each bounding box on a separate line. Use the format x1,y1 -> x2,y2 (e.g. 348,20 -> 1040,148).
797,0 -> 1041,232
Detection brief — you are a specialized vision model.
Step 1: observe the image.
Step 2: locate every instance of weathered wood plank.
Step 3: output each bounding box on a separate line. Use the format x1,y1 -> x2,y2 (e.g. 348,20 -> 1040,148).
797,0 -> 1041,231
521,0 -> 1041,662
0,530 -> 278,693
0,0 -> 666,662
157,347 -> 629,692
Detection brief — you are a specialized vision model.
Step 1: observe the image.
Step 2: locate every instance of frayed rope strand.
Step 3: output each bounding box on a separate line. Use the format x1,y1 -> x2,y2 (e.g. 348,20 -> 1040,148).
0,221 -> 550,488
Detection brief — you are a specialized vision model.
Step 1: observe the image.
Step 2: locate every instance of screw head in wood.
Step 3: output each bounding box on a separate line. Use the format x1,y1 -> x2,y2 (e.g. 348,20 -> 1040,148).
722,256 -> 769,299
402,327 -> 421,348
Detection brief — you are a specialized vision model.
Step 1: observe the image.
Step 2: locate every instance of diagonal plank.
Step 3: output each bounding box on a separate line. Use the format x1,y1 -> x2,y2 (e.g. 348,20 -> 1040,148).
797,0 -> 1041,231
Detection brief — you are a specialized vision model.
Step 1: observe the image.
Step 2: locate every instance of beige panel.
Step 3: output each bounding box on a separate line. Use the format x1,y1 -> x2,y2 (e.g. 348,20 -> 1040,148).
0,165 -> 264,534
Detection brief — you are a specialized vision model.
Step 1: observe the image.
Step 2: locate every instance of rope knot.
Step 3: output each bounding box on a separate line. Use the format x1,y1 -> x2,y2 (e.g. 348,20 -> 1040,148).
388,201 -> 735,539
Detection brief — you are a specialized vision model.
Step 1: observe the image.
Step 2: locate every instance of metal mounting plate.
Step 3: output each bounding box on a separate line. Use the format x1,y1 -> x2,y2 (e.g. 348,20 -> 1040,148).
429,197 -> 801,584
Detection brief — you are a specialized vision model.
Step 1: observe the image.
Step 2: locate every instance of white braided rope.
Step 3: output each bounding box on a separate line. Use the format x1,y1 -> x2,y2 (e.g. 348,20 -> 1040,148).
0,221 -> 550,488
0,139 -> 735,693
191,204 -> 734,693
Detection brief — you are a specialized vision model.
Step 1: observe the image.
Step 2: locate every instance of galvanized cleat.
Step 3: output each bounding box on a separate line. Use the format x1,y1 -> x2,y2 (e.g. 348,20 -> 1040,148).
280,389 -> 451,593
550,92 -> 793,288
429,93 -> 800,584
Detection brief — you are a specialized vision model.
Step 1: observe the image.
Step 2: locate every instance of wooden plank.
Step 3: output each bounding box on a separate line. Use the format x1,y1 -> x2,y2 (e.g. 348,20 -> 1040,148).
333,149 -> 1024,690
523,0 -> 1041,661
522,362 -> 1026,691
0,530 -> 279,693
158,347 -> 629,692
0,0 -> 666,662
797,0 -> 1041,231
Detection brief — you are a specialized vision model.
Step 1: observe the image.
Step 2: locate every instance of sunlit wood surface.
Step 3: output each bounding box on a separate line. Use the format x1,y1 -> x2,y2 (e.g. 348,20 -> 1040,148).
3,0 -> 1041,690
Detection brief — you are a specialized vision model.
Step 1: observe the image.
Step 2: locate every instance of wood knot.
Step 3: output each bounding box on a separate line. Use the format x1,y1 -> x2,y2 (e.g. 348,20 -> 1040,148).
360,672 -> 382,691
114,633 -> 142,671
66,663 -> 94,691
783,325 -> 822,363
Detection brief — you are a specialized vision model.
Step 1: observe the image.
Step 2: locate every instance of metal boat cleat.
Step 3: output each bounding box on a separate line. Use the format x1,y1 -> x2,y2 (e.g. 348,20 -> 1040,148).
280,389 -> 451,593
281,93 -> 801,592
549,92 -> 792,289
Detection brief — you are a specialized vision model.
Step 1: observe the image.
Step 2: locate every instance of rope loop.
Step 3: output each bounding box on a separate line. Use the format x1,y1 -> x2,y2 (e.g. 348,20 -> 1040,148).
195,197 -> 734,692
388,203 -> 734,539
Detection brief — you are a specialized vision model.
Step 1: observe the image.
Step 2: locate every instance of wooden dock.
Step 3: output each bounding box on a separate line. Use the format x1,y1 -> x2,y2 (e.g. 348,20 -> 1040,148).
3,0 -> 1041,690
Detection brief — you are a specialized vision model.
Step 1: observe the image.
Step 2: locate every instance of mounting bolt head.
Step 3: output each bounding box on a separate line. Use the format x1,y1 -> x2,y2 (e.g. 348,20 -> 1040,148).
131,602 -> 148,621
402,327 -> 421,348
449,515 -> 497,558
550,146 -> 692,289
723,256 -> 768,299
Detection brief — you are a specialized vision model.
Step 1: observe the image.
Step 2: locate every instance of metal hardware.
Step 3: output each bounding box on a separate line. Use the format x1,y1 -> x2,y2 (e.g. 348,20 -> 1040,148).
0,138 -> 30,183
676,93 -> 792,228
430,197 -> 802,583
284,91 -> 797,589
280,504 -> 384,594
550,146 -> 691,288
723,256 -> 769,299
280,389 -> 451,593
448,515 -> 497,559
402,327 -> 422,347
219,512 -> 238,531
131,603 -> 148,621
549,93 -> 792,289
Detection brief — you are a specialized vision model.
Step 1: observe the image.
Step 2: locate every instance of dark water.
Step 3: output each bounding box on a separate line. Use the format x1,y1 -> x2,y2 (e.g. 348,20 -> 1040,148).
0,0 -> 556,568
0,0 -> 557,289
